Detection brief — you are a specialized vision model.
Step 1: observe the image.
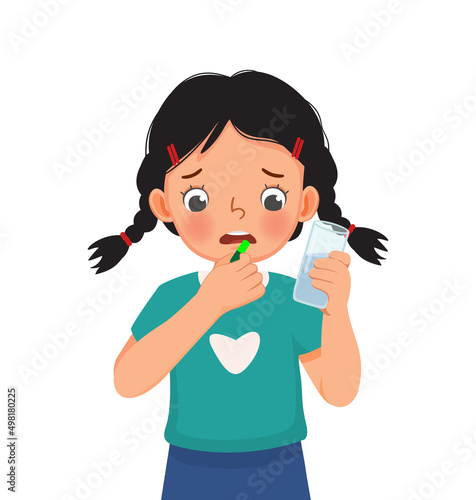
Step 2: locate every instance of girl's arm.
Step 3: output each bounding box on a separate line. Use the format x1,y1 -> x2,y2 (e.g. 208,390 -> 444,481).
299,250 -> 361,407
114,291 -> 222,398
300,307 -> 361,407
114,252 -> 265,398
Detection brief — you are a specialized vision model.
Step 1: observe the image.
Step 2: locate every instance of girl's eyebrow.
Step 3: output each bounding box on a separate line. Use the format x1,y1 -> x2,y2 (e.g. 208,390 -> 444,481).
181,168 -> 202,179
262,168 -> 284,178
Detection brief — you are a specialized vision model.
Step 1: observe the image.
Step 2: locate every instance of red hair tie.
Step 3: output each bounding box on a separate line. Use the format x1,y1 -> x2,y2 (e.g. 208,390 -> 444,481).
348,224 -> 356,236
120,232 -> 132,246
167,143 -> 180,166
292,137 -> 304,160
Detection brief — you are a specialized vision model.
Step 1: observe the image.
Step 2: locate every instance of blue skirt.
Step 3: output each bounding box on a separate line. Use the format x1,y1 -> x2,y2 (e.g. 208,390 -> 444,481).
161,441 -> 311,499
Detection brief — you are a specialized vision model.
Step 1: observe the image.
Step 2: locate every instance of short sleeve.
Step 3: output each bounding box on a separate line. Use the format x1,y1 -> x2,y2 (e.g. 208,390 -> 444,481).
131,273 -> 198,342
290,300 -> 323,355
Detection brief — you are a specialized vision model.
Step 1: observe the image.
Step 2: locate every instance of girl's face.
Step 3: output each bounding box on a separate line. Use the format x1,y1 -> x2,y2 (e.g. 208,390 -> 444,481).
149,121 -> 319,263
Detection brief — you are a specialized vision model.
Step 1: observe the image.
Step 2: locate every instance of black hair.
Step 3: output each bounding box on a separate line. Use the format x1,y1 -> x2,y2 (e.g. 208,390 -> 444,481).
89,70 -> 388,273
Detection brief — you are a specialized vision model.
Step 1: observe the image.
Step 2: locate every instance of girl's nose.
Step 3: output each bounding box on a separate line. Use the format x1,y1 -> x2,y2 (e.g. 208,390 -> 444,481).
230,197 -> 245,219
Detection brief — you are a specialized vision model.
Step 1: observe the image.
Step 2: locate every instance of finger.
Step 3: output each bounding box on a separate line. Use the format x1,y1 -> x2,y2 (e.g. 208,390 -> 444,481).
242,271 -> 263,289
309,268 -> 336,283
311,279 -> 335,293
219,251 -> 250,271
237,263 -> 258,280
312,258 -> 339,272
313,257 -> 345,273
329,251 -> 351,268
229,251 -> 251,270
214,253 -> 236,268
247,283 -> 266,300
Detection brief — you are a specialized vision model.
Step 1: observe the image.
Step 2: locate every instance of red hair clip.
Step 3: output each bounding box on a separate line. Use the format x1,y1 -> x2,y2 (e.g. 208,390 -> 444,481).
167,143 -> 180,166
292,137 -> 304,160
120,232 -> 132,246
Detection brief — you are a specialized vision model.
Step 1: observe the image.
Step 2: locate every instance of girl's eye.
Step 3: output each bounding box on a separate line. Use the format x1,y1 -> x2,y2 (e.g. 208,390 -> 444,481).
261,186 -> 287,211
183,188 -> 209,212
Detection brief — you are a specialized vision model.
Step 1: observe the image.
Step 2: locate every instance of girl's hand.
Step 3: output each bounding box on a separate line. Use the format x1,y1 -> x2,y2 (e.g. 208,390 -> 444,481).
309,251 -> 351,317
197,252 -> 265,315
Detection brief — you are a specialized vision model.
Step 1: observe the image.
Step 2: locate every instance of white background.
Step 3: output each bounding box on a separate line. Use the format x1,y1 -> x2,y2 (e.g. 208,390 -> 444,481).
2,1 -> 476,499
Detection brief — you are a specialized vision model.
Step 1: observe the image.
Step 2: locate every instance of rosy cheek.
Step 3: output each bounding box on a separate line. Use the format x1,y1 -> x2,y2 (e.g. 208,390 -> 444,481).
259,211 -> 293,243
181,211 -> 214,244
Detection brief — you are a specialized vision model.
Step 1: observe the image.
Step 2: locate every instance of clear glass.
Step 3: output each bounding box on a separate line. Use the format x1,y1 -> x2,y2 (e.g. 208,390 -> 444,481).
293,220 -> 349,309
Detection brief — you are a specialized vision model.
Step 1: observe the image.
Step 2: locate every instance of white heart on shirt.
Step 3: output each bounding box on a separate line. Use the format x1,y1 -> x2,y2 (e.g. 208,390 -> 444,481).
209,332 -> 260,374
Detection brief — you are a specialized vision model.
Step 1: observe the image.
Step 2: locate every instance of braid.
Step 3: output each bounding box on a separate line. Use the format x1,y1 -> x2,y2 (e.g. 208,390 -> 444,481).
124,194 -> 158,244
316,181 -> 350,232
88,154 -> 163,274
318,151 -> 387,264
291,147 -> 388,265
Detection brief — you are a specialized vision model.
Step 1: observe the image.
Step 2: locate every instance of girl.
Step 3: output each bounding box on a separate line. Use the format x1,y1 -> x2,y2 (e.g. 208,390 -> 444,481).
89,70 -> 387,499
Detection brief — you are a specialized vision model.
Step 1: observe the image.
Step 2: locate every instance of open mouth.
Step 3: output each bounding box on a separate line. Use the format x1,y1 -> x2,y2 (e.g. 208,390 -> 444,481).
219,231 -> 257,245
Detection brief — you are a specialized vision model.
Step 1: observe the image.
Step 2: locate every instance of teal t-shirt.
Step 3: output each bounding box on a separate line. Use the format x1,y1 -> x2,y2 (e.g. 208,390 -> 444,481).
131,271 -> 323,453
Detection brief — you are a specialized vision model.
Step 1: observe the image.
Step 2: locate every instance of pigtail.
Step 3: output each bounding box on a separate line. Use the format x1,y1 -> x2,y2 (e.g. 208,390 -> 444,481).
289,144 -> 388,265
314,148 -> 388,265
88,154 -> 160,274
88,235 -> 129,274
346,227 -> 388,265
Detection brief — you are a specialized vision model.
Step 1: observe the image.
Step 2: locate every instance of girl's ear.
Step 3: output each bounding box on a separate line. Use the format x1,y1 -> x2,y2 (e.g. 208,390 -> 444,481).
149,189 -> 173,223
299,186 -> 319,222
